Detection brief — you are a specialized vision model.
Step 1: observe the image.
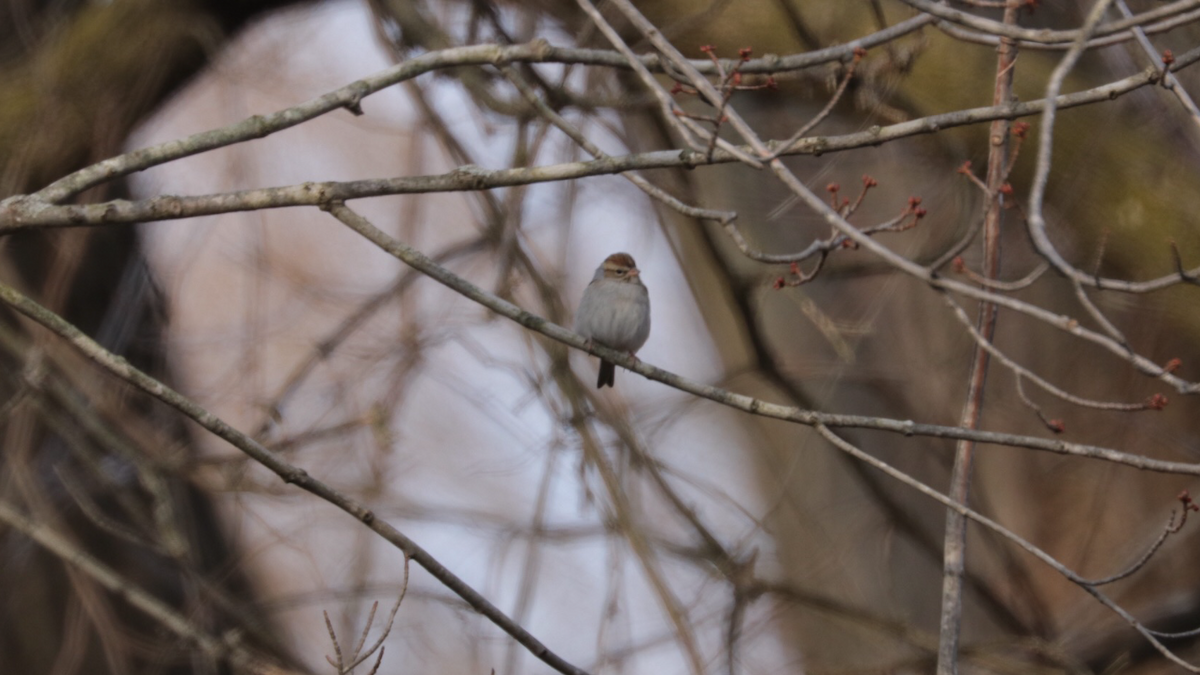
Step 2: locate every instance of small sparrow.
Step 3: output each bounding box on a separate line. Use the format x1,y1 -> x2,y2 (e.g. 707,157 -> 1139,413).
574,252 -> 651,388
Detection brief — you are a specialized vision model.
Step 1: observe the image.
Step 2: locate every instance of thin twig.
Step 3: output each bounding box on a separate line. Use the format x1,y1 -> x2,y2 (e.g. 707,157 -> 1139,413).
323,611 -> 344,672
941,295 -> 1156,413
768,49 -> 864,159
934,7 -> 1200,50
342,559 -> 410,673
1082,493 -> 1198,586
952,259 -> 1049,291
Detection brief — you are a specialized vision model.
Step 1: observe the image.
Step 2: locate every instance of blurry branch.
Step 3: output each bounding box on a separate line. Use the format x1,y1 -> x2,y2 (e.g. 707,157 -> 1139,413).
573,0 -> 759,165
571,395 -> 708,675
0,499 -> 297,675
750,584 -> 1083,673
251,236 -> 489,439
0,319 -> 297,658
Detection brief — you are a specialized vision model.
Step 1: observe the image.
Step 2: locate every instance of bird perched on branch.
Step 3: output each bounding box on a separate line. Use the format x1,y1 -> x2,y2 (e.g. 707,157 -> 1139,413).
574,252 -> 651,388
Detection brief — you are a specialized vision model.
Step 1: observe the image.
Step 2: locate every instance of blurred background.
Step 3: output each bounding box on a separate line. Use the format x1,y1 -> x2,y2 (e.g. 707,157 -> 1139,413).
3,1 -> 1200,673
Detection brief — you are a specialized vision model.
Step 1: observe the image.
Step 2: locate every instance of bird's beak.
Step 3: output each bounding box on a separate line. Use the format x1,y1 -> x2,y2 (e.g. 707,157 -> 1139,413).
628,268 -> 640,277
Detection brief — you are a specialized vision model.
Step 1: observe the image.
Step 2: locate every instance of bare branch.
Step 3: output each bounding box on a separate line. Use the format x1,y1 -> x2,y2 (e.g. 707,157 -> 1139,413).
897,0 -> 1200,44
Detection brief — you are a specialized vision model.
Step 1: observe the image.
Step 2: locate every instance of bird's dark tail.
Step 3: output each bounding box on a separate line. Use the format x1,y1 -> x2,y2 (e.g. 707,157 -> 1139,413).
597,360 -> 615,388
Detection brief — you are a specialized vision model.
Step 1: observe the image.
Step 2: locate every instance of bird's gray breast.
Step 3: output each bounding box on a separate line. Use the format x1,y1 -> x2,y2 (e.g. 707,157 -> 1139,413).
574,282 -> 650,352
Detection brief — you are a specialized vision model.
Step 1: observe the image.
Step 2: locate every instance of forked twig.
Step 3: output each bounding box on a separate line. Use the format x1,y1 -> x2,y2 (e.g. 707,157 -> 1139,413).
324,557 -> 411,674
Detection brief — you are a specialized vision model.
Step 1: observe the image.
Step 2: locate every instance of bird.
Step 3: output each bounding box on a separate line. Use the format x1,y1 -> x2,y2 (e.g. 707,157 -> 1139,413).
574,252 -> 651,388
